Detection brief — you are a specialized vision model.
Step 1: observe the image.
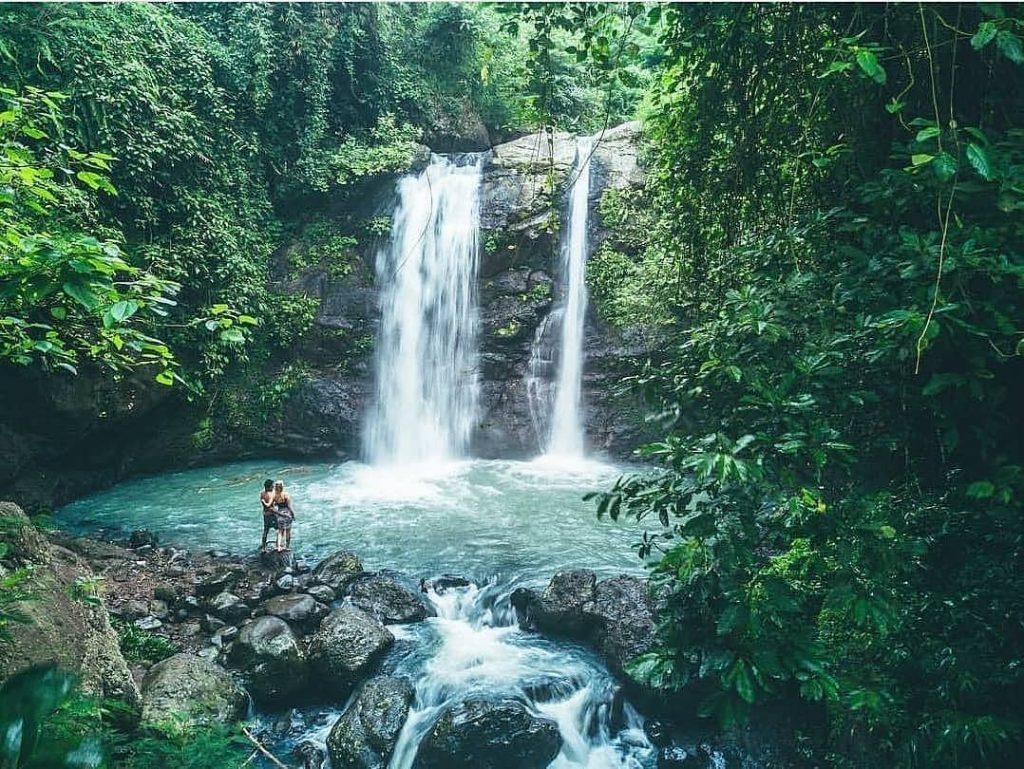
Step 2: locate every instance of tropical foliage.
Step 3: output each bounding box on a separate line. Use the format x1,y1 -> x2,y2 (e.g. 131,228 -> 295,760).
583,3 -> 1024,766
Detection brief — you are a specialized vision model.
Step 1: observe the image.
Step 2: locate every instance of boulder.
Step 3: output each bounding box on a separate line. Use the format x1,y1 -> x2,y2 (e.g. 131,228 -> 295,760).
140,653 -> 246,727
295,741 -> 329,769
312,550 -> 363,592
593,576 -> 657,665
0,503 -> 140,710
421,575 -> 471,595
326,676 -> 415,769
511,570 -> 656,675
260,549 -> 292,571
348,574 -> 435,624
307,605 -> 393,697
207,591 -> 251,623
230,615 -> 308,705
128,529 -> 158,549
264,593 -> 329,630
414,698 -> 561,769
305,584 -> 336,604
194,570 -> 237,597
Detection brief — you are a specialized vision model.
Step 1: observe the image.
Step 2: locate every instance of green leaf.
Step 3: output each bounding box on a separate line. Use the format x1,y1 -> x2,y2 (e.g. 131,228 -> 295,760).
109,299 -> 138,323
154,370 -> 175,386
995,30 -> 1024,64
62,281 -> 98,310
966,480 -> 995,499
966,143 -> 993,180
911,153 -> 934,167
915,126 -> 940,143
972,21 -> 999,50
933,152 -> 957,181
855,49 -> 886,84
221,327 -> 245,344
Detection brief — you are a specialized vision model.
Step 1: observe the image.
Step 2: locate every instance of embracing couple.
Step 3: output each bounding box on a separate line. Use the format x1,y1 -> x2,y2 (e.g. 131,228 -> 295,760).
260,479 -> 295,553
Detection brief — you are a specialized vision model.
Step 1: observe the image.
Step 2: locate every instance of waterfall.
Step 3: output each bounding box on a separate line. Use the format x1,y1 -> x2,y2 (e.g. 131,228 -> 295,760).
364,155 -> 484,466
535,137 -> 594,458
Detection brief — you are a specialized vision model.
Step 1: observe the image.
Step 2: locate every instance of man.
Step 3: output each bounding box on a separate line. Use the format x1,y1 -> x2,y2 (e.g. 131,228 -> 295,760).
259,478 -> 276,552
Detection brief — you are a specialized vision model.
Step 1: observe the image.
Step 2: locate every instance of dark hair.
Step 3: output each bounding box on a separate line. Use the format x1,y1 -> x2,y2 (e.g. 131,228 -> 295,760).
264,479 -> 274,491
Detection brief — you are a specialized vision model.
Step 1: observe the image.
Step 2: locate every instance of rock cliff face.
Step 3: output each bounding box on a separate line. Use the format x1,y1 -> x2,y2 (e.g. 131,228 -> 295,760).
285,121 -> 655,462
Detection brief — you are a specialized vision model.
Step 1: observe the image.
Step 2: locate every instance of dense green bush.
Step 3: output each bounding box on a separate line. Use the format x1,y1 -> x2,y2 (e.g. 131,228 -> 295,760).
579,3 -> 1024,766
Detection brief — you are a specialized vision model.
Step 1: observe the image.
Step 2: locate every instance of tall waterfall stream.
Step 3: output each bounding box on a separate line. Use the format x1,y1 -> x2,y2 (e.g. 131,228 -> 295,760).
54,143 -> 747,768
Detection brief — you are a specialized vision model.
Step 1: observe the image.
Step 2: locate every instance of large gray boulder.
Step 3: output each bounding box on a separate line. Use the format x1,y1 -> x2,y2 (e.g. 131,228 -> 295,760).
312,550 -> 364,591
414,698 -> 561,769
327,676 -> 415,769
308,604 -> 394,697
348,574 -> 435,624
511,570 -> 656,676
140,653 -> 246,727
229,615 -> 307,705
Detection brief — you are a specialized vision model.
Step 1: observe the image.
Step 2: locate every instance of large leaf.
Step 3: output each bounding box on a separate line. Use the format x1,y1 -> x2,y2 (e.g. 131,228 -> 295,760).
971,21 -> 998,50
855,49 -> 886,84
996,30 -> 1024,64
966,143 -> 994,180
61,282 -> 98,311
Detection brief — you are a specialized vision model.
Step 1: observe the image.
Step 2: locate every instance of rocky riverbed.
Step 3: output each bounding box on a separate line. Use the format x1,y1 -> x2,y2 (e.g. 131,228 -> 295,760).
1,501 -> 800,768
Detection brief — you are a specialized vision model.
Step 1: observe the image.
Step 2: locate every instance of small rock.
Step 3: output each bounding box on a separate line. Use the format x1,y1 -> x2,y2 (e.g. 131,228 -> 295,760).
260,549 -> 292,570
326,676 -> 414,769
194,571 -> 237,597
166,565 -> 186,577
150,599 -> 170,620
120,600 -> 150,620
209,549 -> 231,558
129,529 -> 158,549
201,614 -> 227,633
153,584 -> 180,603
414,698 -> 561,769
134,616 -> 163,631
181,622 -> 202,637
305,584 -> 336,603
295,741 -> 327,769
207,591 -> 251,623
198,646 -> 220,661
211,626 -> 239,648
421,575 -> 471,594
658,746 -> 711,769
275,574 -> 295,593
175,609 -> 190,622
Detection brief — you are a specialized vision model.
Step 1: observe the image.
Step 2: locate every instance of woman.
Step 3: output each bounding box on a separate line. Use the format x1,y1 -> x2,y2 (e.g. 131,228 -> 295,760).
271,480 -> 295,552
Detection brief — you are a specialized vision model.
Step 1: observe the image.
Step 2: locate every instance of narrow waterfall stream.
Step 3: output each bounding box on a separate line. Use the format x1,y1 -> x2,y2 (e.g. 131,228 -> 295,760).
364,154 -> 484,466
529,137 -> 595,459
